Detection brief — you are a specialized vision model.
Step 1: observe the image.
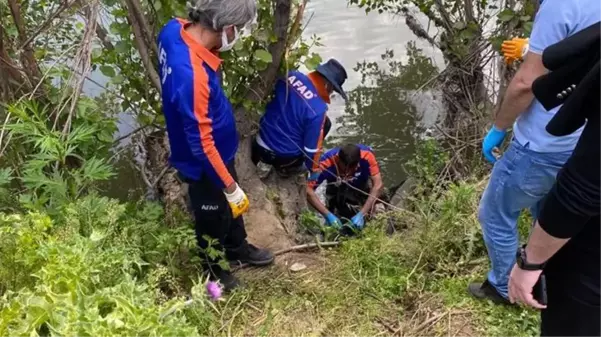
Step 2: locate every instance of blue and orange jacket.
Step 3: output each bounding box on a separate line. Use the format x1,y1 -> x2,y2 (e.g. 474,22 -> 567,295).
258,71 -> 329,172
308,145 -> 380,190
157,18 -> 238,188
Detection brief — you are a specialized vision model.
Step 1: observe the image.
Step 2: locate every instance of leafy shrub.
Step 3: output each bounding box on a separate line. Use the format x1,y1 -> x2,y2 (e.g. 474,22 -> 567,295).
0,196 -> 213,336
3,100 -> 116,214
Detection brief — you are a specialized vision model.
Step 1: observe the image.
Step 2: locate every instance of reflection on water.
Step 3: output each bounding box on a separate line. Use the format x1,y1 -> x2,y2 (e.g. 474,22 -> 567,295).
328,43 -> 440,185
302,0 -> 443,123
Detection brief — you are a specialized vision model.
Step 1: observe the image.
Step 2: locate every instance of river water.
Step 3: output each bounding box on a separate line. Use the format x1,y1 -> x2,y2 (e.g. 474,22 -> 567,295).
104,1 -> 445,199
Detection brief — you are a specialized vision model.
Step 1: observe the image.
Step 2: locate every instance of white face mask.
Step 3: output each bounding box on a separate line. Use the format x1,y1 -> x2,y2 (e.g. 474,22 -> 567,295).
218,26 -> 239,52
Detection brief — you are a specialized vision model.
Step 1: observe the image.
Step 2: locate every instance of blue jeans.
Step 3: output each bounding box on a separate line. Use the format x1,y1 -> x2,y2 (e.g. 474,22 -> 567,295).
478,139 -> 572,298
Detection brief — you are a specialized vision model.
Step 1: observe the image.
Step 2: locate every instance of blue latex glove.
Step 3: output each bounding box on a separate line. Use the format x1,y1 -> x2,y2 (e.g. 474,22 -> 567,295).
324,212 -> 341,227
351,212 -> 365,230
482,126 -> 507,163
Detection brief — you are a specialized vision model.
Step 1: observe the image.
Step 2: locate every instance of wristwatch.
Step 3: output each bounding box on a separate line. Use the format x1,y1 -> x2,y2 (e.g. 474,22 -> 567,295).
516,246 -> 546,271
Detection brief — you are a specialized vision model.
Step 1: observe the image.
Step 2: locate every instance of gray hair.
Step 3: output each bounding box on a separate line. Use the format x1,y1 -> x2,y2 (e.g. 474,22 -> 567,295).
188,0 -> 256,31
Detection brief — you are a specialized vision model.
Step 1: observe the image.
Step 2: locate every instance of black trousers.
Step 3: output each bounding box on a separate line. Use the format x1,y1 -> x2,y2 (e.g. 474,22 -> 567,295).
184,162 -> 247,270
251,116 -> 332,172
541,268 -> 600,336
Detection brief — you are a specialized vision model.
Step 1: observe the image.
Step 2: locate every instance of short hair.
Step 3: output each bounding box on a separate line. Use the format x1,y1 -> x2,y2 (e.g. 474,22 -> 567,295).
188,0 -> 256,32
339,144 -> 360,167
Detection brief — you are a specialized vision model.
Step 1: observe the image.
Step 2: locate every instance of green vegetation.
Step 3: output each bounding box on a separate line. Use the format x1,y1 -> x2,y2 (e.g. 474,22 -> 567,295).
0,124 -> 539,335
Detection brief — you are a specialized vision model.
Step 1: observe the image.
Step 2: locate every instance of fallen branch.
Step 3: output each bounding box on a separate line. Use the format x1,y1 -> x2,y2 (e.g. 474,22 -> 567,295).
231,241 -> 341,271
274,241 -> 340,256
410,311 -> 448,336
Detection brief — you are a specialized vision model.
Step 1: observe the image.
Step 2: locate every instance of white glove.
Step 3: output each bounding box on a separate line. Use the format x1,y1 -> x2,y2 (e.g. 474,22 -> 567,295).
224,184 -> 249,218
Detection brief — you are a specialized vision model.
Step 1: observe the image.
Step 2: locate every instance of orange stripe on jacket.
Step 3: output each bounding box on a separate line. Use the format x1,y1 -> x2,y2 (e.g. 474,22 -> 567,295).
307,72 -> 331,104
188,51 -> 235,188
310,114 -> 327,172
361,150 -> 380,176
307,155 -> 337,189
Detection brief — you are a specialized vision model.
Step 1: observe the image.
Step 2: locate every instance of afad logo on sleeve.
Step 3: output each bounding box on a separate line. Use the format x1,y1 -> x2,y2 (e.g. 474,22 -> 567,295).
287,75 -> 316,100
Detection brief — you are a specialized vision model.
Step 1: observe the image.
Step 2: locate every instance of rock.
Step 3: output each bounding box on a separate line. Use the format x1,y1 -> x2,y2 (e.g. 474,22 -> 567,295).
289,262 -> 307,272
390,177 -> 417,209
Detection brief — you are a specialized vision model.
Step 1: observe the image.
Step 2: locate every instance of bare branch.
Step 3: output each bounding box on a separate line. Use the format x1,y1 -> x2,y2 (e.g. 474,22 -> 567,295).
60,0 -> 101,137
124,0 -> 158,56
464,0 -> 475,23
432,0 -> 454,32
123,0 -> 161,93
19,0 -> 79,51
286,0 -> 308,50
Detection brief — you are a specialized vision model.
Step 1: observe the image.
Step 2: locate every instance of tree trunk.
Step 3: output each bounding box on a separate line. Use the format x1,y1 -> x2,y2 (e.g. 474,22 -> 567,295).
7,0 -> 42,83
0,23 -> 28,100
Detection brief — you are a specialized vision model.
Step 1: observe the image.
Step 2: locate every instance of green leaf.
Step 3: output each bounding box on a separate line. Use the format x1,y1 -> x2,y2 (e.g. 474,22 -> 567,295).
91,48 -> 103,59
254,49 -> 272,63
523,22 -> 534,35
34,48 -> 47,59
90,229 -> 106,242
304,53 -> 322,70
0,168 -> 13,186
115,41 -> 129,54
100,65 -> 116,78
109,22 -> 121,35
498,9 -> 515,22
112,74 -> 125,84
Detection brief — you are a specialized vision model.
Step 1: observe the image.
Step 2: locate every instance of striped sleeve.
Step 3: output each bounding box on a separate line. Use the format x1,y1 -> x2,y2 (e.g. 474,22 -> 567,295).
362,151 -> 380,176
179,61 -> 234,188
303,113 -> 327,172
308,156 -> 336,190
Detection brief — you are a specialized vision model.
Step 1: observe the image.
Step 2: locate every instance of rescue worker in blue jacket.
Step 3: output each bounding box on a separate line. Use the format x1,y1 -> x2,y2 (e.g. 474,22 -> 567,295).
307,144 -> 384,232
157,0 -> 273,291
251,59 -> 348,176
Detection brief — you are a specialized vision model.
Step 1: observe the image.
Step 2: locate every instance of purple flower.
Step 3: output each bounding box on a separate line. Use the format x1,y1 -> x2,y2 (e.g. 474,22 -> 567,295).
206,281 -> 222,301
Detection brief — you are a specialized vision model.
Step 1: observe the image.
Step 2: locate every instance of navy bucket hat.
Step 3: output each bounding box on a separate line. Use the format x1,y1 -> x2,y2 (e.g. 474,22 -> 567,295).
316,58 -> 348,100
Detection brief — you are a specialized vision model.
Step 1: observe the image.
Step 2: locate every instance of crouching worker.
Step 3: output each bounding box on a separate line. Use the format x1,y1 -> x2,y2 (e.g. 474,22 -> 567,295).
251,59 -> 348,176
157,0 -> 273,291
306,144 -> 383,232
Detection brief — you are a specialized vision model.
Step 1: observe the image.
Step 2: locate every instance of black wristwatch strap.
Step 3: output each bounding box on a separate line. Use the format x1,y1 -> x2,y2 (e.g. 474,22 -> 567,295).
516,246 -> 546,271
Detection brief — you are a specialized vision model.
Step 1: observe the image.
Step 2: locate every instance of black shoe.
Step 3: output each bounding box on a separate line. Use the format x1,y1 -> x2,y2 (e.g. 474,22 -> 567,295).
211,269 -> 241,292
227,242 -> 274,266
275,165 -> 306,178
468,279 -> 512,305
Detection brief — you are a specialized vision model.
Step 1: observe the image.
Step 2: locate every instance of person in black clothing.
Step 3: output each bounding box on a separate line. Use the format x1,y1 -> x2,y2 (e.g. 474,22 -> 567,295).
507,22 -> 600,336
508,110 -> 600,336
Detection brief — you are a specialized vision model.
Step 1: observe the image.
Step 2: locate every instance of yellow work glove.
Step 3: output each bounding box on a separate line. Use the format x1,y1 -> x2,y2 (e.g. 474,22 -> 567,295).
224,183 -> 249,218
501,37 -> 529,65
